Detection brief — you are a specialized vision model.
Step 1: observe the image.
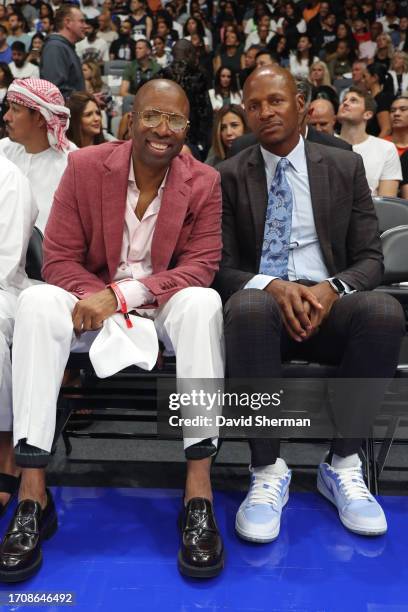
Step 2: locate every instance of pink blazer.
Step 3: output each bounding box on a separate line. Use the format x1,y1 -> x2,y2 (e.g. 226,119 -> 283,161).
43,140 -> 222,306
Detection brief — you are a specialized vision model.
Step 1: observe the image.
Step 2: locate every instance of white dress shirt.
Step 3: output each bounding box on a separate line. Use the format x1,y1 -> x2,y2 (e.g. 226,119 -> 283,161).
245,136 -> 342,291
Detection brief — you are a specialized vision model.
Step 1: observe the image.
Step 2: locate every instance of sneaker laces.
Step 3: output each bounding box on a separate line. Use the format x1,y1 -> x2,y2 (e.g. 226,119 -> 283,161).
332,466 -> 372,502
247,470 -> 285,508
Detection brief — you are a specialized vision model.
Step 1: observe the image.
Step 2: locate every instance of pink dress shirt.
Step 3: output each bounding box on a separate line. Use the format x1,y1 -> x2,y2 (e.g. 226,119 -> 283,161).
112,160 -> 167,309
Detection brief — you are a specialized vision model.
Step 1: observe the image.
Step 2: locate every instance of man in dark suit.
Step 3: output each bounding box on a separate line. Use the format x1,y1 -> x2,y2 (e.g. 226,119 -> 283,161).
228,78 -> 352,157
214,65 -> 404,544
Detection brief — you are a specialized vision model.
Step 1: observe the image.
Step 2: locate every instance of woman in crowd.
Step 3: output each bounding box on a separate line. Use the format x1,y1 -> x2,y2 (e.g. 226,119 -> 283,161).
205,104 -> 249,167
364,62 -> 394,137
389,51 -> 408,96
309,60 -> 332,88
327,39 -> 355,81
268,34 -> 290,67
289,34 -> 319,79
276,1 -> 306,50
209,66 -> 242,111
27,33 -> 45,66
66,92 -> 106,148
183,16 -> 210,52
213,29 -> 243,74
374,32 -> 394,70
0,62 -> 12,138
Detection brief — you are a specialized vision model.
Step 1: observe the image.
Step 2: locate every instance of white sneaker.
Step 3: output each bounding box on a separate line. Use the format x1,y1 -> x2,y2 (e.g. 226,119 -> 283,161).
317,459 -> 387,536
235,458 -> 291,543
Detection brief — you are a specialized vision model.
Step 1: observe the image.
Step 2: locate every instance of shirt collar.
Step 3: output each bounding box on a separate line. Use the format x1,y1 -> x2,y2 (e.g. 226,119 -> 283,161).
260,136 -> 307,175
128,159 -> 168,193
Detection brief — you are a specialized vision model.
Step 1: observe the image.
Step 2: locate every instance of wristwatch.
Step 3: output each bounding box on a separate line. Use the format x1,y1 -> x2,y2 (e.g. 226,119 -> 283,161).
327,277 -> 347,297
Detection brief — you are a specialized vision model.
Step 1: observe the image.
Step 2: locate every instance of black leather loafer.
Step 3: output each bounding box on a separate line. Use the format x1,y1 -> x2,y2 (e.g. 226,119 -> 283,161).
178,497 -> 224,578
0,474 -> 20,518
0,489 -> 58,583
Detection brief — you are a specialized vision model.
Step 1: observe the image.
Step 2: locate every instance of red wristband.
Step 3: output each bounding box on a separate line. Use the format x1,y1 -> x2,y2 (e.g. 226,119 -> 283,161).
109,282 -> 133,329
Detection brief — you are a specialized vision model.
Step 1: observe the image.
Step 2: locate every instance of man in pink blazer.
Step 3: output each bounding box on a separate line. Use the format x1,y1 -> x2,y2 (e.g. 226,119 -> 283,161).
0,80 -> 225,582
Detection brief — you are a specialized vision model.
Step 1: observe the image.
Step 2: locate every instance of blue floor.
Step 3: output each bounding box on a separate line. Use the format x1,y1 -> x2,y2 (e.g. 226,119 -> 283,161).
0,487 -> 407,611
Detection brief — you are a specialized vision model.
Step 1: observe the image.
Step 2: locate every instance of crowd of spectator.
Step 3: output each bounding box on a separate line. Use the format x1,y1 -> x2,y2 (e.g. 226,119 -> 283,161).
0,0 -> 408,194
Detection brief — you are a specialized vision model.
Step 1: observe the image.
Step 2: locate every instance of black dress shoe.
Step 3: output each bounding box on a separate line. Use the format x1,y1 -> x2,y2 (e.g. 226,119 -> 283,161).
0,489 -> 58,583
178,497 -> 224,578
0,474 -> 20,518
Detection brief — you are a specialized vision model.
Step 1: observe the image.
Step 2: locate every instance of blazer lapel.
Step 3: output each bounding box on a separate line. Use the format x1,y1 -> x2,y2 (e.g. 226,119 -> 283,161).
151,156 -> 192,272
102,140 -> 132,280
247,145 -> 268,267
305,140 -> 335,273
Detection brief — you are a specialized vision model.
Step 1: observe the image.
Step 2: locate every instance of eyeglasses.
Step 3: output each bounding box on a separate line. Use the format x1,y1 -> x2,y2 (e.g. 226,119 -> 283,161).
133,108 -> 190,132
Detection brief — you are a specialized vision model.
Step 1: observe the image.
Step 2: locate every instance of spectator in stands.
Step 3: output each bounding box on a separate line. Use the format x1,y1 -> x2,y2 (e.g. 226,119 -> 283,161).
213,30 -> 243,74
0,6 -> 8,34
255,48 -> 278,68
378,0 -> 399,33
7,13 -> 31,52
128,0 -> 153,40
66,91 -> 106,148
309,60 -> 332,88
1,78 -> 225,583
244,2 -> 274,36
34,3 -> 54,33
238,44 -> 260,87
0,157 -> 38,523
0,62 -> 13,106
314,11 -> 338,57
389,51 -> 408,96
205,103 -> 248,166
359,21 -> 383,63
306,0 -> 330,37
82,60 -> 113,111
152,35 -> 172,68
384,95 -> 408,156
209,66 -> 242,111
363,62 -> 394,137
97,11 -> 118,45
303,0 -> 321,24
327,40 -> 355,81
161,39 -> 213,159
268,34 -> 290,68
396,16 -> 408,50
76,18 -> 109,64
289,34 -> 319,79
9,41 -> 40,79
40,5 -> 86,100
307,97 -> 337,134
183,16 -> 210,52
214,64 -> 404,548
244,15 -> 275,52
373,32 -> 394,69
154,14 -> 179,49
120,39 -> 160,96
0,78 -> 75,231
276,2 -> 306,50
27,33 -> 45,67
40,16 -> 54,36
338,86 -> 401,195
109,19 -> 135,61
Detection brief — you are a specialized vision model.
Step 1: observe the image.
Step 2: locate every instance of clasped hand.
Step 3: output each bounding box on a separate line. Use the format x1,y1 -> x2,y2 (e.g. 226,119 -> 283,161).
72,288 -> 118,334
265,279 -> 339,342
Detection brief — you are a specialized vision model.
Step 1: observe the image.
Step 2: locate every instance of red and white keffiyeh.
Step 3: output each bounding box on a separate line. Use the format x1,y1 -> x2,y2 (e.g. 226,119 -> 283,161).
7,78 -> 71,152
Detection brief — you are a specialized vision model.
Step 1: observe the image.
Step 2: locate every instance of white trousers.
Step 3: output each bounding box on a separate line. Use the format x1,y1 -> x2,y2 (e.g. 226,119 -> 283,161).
0,292 -> 18,432
11,284 -> 225,452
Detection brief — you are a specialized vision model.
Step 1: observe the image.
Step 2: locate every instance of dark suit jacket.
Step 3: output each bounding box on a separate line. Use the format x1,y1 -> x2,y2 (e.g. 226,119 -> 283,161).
213,140 -> 383,303
228,126 -> 352,158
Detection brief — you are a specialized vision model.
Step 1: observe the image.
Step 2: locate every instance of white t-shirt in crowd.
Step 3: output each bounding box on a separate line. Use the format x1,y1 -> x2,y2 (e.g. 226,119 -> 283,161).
289,53 -> 320,79
76,36 -> 109,63
0,138 -> 77,232
9,62 -> 39,79
352,135 -> 402,195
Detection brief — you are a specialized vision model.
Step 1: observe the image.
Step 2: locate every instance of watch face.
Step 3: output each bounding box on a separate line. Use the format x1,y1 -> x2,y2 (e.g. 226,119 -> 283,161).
332,278 -> 345,293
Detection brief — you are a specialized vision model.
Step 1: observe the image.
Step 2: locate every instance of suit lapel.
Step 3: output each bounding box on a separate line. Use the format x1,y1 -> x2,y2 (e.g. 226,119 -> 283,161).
102,140 -> 132,280
151,156 -> 192,272
304,140 -> 335,273
247,145 -> 268,267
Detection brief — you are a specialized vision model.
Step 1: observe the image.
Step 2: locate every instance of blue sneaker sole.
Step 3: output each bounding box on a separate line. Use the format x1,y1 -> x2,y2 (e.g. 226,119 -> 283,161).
317,472 -> 387,536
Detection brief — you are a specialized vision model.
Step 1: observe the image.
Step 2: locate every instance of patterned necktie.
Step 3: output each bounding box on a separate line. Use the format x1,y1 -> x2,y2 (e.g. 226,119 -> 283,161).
259,158 -> 293,280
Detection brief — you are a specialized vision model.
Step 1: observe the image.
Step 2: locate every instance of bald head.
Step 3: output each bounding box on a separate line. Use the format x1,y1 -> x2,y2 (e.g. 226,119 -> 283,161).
243,65 -> 304,156
243,65 -> 298,101
133,79 -> 190,116
307,98 -> 336,134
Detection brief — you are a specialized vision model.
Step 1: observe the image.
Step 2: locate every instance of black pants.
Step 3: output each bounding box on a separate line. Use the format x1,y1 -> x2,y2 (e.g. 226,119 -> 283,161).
224,289 -> 405,467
